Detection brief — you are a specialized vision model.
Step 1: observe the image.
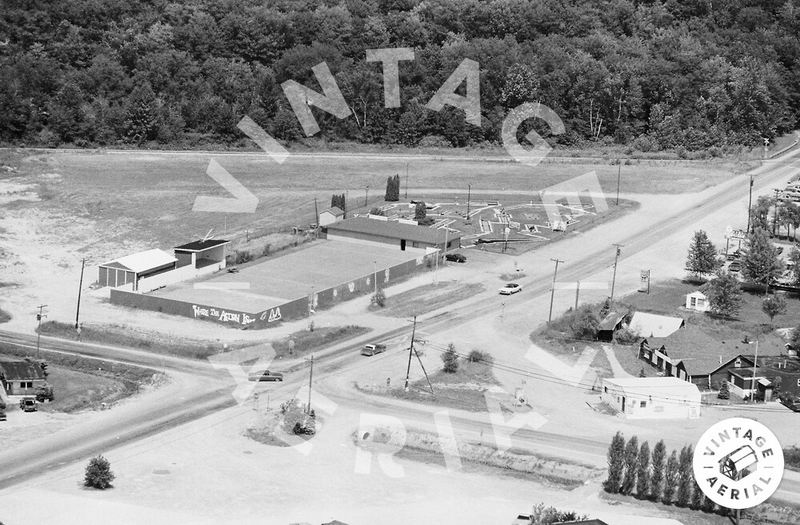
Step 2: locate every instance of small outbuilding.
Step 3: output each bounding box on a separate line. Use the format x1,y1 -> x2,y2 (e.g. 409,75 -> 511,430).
685,290 -> 711,312
324,216 -> 460,251
318,206 -> 345,227
601,376 -> 701,419
174,239 -> 229,270
597,311 -> 626,341
0,359 -> 47,396
98,248 -> 177,290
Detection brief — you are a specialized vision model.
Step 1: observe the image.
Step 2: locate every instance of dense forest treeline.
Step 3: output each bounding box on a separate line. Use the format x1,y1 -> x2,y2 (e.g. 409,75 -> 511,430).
1,0 -> 799,151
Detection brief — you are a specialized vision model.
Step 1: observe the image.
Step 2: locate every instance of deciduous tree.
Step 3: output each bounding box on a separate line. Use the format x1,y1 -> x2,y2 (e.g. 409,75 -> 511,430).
762,294 -> 787,324
620,435 -> 639,495
702,271 -> 743,318
742,228 -> 783,294
84,455 -> 115,489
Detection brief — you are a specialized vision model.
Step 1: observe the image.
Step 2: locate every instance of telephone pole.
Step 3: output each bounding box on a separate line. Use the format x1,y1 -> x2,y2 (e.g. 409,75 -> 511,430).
306,354 -> 314,414
548,258 -> 564,324
746,175 -> 754,234
75,257 -> 85,329
405,163 -> 409,199
466,184 -> 472,220
365,185 -> 369,207
36,304 -> 47,359
404,316 -> 417,391
575,280 -> 581,310
610,244 -> 623,301
616,162 -> 621,205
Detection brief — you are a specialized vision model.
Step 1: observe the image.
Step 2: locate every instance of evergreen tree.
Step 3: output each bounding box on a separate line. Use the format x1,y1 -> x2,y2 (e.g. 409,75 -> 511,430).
635,441 -> 650,499
384,174 -> 400,201
663,449 -> 679,504
676,445 -> 693,507
690,469 -> 704,510
84,455 -> 115,489
650,440 -> 666,501
686,230 -> 720,281
742,228 -> 783,294
718,380 -> 730,400
620,435 -> 639,495
702,270 -> 743,318
604,431 -> 626,494
414,201 -> 426,220
441,343 -> 458,373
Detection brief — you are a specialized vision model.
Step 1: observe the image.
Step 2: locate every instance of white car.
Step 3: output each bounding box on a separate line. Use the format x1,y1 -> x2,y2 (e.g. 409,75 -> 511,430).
499,283 -> 522,295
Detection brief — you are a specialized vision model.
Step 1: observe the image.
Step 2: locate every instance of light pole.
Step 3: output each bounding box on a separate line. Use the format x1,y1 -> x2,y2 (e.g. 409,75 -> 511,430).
466,184 -> 471,220
548,258 -> 564,324
616,161 -> 621,206
75,258 -> 85,329
373,260 -> 378,295
365,185 -> 369,207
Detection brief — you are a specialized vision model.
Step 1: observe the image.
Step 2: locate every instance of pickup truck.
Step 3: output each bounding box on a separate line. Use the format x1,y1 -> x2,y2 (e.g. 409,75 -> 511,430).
361,343 -> 387,356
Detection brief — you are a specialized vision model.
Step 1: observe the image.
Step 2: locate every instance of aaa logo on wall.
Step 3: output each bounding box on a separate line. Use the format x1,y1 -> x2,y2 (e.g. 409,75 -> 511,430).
693,417 -> 784,510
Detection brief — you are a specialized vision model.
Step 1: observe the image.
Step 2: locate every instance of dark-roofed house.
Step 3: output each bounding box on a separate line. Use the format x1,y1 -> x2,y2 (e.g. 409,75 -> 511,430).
638,324 -> 764,389
98,248 -> 177,290
0,359 -> 47,396
324,216 -> 460,251
174,239 -> 230,270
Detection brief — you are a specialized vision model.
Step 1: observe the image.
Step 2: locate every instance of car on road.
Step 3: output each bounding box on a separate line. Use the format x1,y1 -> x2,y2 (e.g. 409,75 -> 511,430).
227,267 -> 240,273
779,394 -> 800,412
728,261 -> 741,272
19,397 -> 37,412
445,253 -> 467,263
361,343 -> 387,356
247,370 -> 284,382
499,283 -> 522,295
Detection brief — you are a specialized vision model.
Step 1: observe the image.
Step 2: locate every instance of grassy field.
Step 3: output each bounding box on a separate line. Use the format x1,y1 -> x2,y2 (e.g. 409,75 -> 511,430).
0,148 -> 755,256
271,325 -> 369,358
375,281 -> 486,318
40,365 -> 132,413
37,320 -> 248,359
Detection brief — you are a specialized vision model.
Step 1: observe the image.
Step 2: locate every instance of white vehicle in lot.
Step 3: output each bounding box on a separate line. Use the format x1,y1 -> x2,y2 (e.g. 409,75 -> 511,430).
361,343 -> 387,356
499,283 -> 522,295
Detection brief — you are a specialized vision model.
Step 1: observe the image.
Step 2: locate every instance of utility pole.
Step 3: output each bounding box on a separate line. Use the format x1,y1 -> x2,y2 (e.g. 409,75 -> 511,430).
365,185 -> 369,207
751,339 -> 759,403
75,258 -> 85,329
373,260 -> 378,295
313,197 -> 319,239
306,354 -> 314,414
466,184 -> 471,220
772,188 -> 781,237
36,304 -> 47,359
616,162 -> 621,205
548,258 -> 564,324
405,163 -> 409,199
610,244 -> 623,301
575,280 -> 580,310
746,175 -> 754,234
404,316 -> 417,391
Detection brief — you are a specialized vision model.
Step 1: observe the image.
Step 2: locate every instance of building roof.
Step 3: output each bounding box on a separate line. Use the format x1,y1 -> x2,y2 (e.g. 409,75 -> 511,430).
325,217 -> 461,245
603,376 -> 701,402
687,290 -> 707,298
598,311 -> 625,331
646,324 -> 755,376
173,239 -> 230,252
0,359 -> 46,382
629,311 -> 684,338
556,520 -> 609,525
100,249 -> 177,273
321,206 -> 344,217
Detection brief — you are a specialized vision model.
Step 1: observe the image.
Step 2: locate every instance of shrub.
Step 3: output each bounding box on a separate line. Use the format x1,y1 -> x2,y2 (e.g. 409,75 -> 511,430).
467,350 -> 493,363
234,250 -> 253,264
371,288 -> 386,307
84,455 -> 115,489
35,382 -> 54,402
718,380 -> 730,400
442,343 -> 459,373
614,328 -> 639,345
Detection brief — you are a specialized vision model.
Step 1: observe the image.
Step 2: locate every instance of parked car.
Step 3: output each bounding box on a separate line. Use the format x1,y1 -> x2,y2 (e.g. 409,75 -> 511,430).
0,411 -> 6,421
728,261 -> 741,272
445,253 -> 467,263
19,397 -> 37,412
361,343 -> 387,356
227,267 -> 239,273
499,283 -> 522,295
779,394 -> 800,412
247,370 -> 284,382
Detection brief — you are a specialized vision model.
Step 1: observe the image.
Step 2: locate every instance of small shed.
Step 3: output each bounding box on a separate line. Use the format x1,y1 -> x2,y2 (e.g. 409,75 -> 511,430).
685,290 -> 710,312
0,359 -> 47,396
597,311 -> 626,341
319,206 -> 344,227
601,376 -> 701,419
174,239 -> 229,270
98,249 -> 177,290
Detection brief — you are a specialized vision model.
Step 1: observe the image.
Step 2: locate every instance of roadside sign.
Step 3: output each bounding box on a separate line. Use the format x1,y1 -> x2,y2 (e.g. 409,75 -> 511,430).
639,270 -> 650,293
725,225 -> 747,240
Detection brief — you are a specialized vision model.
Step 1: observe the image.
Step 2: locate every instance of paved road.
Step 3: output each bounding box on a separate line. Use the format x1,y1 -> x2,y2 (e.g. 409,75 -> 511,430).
1,146 -> 799,501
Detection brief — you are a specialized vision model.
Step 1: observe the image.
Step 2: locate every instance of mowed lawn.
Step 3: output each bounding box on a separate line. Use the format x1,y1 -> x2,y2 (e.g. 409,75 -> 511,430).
40,365 -> 131,413
8,149 -> 747,252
